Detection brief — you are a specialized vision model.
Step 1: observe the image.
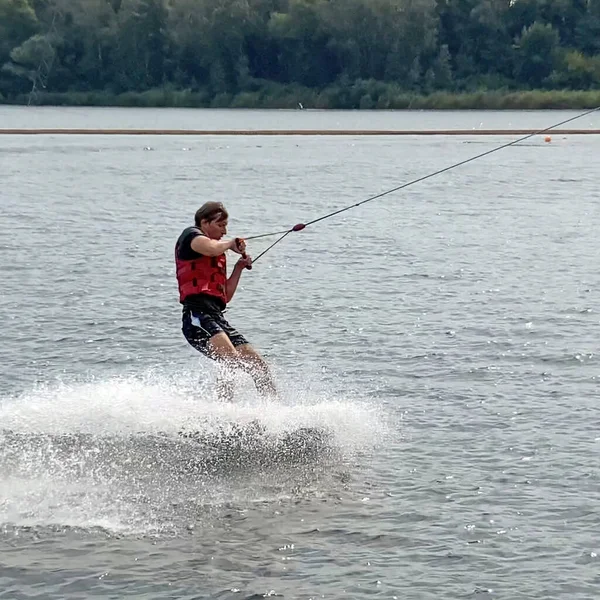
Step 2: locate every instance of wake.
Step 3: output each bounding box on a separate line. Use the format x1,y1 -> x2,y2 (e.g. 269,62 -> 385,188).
0,366 -> 390,535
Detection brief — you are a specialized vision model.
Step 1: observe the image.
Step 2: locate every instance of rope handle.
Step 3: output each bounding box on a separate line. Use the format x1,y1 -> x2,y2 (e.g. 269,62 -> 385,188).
235,237 -> 252,270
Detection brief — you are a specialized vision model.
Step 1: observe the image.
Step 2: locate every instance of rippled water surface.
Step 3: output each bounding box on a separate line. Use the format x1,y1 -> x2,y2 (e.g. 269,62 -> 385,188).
1,108 -> 599,599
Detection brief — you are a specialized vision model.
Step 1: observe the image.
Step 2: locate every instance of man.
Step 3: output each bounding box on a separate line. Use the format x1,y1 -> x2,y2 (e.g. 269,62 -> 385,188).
175,201 -> 277,401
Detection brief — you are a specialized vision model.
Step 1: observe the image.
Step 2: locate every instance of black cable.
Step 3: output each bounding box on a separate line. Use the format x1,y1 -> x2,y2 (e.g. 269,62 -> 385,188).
248,105 -> 600,264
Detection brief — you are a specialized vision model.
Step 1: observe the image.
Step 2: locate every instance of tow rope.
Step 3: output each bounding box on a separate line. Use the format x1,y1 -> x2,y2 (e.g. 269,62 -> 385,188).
241,105 -> 600,265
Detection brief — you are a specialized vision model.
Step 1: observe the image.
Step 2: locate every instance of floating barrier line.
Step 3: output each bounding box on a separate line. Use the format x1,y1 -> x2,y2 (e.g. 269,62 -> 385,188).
1,128 -> 600,136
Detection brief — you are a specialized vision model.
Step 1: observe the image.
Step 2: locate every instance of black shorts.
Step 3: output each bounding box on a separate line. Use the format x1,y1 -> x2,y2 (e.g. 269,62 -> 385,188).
181,306 -> 248,358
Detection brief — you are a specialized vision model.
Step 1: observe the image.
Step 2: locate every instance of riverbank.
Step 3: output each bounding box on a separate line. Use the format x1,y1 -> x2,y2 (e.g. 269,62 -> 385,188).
2,85 -> 600,111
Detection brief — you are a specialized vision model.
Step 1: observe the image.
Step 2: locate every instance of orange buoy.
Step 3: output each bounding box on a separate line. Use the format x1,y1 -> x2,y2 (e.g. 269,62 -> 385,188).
545,135 -> 552,143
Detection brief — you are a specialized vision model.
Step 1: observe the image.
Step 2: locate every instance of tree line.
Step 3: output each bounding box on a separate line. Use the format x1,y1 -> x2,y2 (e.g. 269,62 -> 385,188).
1,0 -> 600,108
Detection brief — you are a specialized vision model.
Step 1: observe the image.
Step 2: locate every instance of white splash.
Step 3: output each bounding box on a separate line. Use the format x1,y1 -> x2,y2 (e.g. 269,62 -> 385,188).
0,365 -> 392,535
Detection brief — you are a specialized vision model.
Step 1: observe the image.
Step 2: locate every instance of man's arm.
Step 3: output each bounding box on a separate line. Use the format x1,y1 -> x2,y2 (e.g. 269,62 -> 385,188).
191,236 -> 239,257
226,256 -> 252,303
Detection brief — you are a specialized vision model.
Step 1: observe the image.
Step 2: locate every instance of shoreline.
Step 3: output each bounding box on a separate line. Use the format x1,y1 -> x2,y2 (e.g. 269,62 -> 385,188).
2,88 -> 600,112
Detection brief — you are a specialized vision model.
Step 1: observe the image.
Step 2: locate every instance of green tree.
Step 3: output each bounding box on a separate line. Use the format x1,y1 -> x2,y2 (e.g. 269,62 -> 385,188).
268,0 -> 336,86
3,32 -> 56,98
0,0 -> 39,64
322,0 -> 437,86
1,0 -> 599,106
437,0 -> 513,85
0,0 -> 40,96
550,49 -> 600,88
574,0 -> 600,55
431,43 -> 453,88
514,21 -> 560,87
112,0 -> 169,91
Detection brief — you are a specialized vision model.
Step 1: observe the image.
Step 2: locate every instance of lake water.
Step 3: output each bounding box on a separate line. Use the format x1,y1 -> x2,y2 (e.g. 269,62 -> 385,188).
0,107 -> 599,599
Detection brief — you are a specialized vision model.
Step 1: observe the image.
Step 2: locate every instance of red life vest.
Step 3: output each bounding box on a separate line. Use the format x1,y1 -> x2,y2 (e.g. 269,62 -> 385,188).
175,231 -> 227,304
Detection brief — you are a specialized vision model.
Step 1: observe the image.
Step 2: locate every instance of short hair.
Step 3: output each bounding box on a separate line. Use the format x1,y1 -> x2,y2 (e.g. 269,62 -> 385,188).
194,202 -> 228,227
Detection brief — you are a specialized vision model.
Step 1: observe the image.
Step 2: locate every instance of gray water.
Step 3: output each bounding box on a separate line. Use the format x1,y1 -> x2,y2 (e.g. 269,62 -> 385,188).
1,105 -> 600,130
0,108 -> 599,599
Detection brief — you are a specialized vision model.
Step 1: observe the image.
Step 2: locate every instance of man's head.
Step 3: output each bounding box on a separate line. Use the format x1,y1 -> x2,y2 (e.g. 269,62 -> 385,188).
195,202 -> 229,240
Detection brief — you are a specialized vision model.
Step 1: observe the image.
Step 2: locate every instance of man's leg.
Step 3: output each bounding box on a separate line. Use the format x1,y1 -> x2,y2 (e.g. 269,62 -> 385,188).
182,309 -> 238,402
207,332 -> 240,402
213,314 -> 278,399
236,343 -> 278,398
208,334 -> 277,399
